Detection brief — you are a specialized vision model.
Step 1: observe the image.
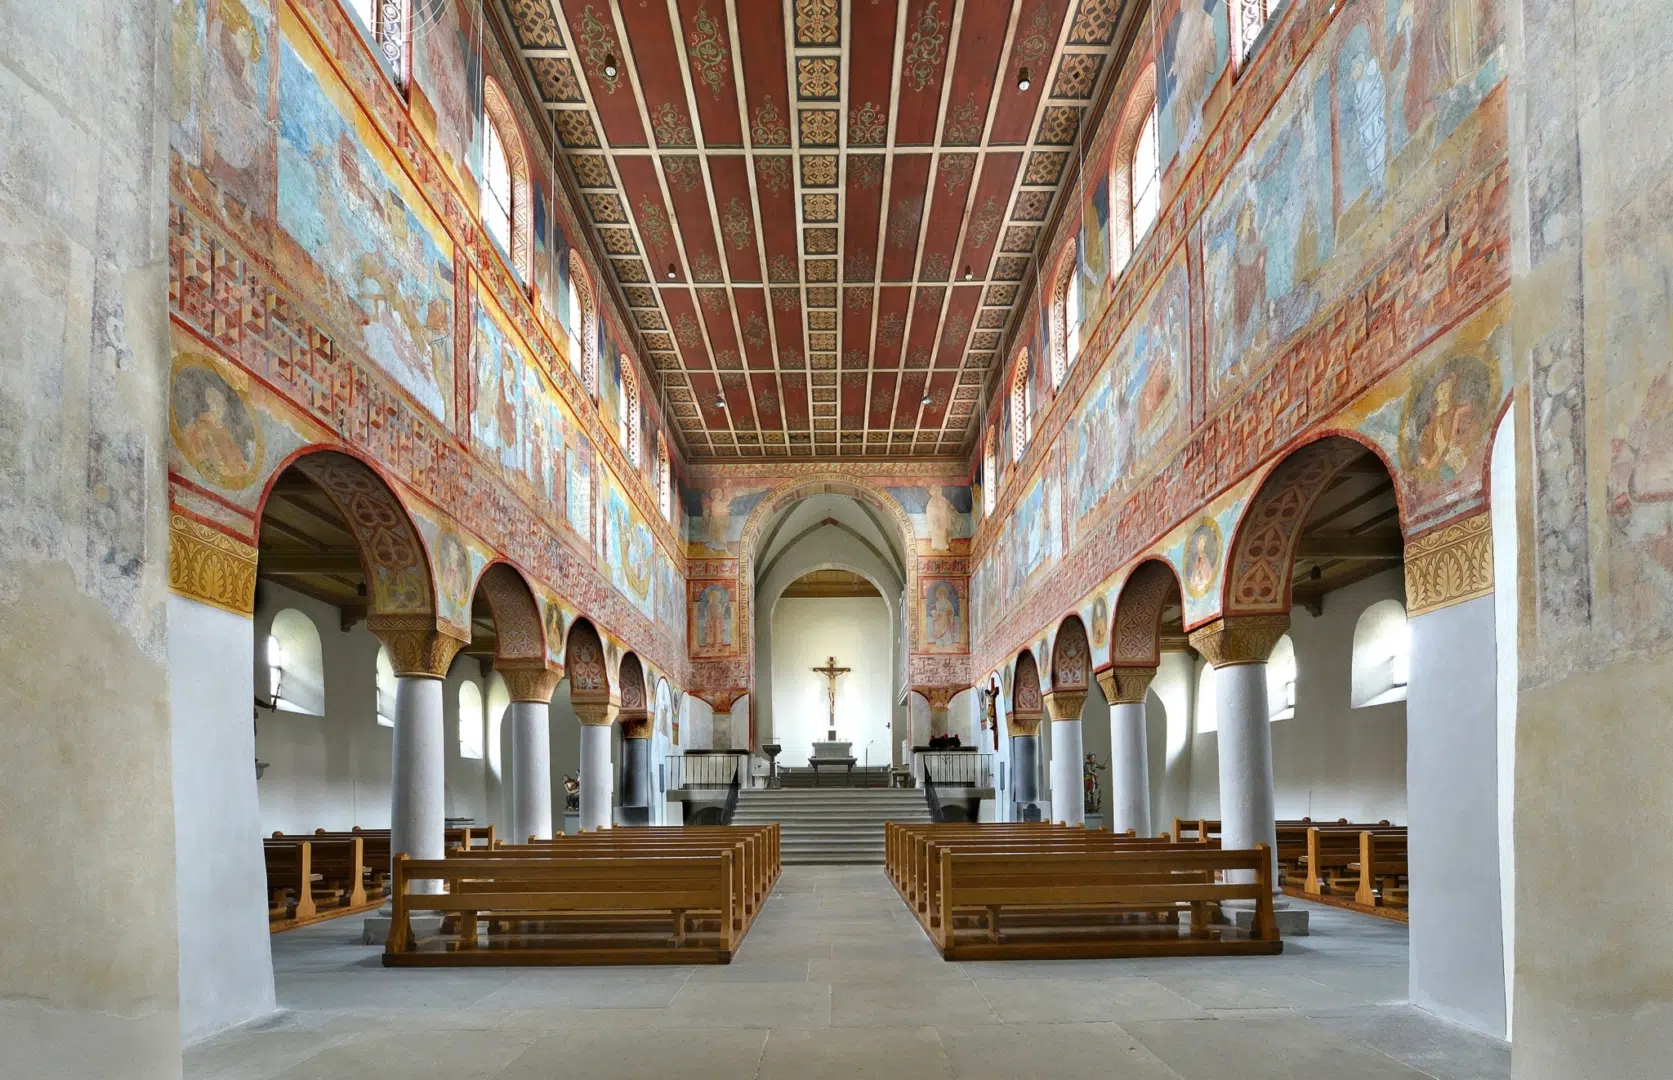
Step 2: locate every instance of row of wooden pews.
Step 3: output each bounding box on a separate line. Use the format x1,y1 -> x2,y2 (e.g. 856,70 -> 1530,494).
265,825 -> 496,931
1277,821 -> 1407,917
382,824 -> 780,966
885,822 -> 1282,960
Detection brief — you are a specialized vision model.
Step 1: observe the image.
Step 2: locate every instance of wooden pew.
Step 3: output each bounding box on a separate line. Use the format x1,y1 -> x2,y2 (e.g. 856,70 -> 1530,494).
263,835 -> 367,923
928,843 -> 1282,960
1302,826 -> 1405,898
1353,830 -> 1409,910
1171,818 -> 1221,844
383,851 -> 742,965
264,839 -> 315,921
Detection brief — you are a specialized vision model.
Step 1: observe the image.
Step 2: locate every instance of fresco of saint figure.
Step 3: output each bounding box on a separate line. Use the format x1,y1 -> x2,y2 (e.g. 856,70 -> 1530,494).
171,359 -> 260,488
926,583 -> 963,648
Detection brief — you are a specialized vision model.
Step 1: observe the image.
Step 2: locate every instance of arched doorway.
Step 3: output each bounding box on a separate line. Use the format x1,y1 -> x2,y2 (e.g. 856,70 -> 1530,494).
1101,559 -> 1189,838
464,562 -> 555,843
748,490 -> 912,771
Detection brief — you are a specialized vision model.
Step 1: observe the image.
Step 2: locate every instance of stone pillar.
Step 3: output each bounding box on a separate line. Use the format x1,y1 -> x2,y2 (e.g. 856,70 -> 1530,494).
370,616 -> 466,892
500,665 -> 560,843
1097,666 -> 1157,837
574,701 -> 615,831
1188,615 -> 1288,894
617,710 -> 653,825
1043,691 -> 1087,826
1008,711 -> 1043,821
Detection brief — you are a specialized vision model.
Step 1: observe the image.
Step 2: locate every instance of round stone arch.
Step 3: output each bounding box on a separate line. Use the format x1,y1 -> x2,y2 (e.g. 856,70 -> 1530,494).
563,617 -> 610,707
1048,613 -> 1091,692
1108,557 -> 1186,668
1011,647 -> 1043,718
470,560 -> 548,665
735,475 -> 920,682
1221,433 -> 1409,619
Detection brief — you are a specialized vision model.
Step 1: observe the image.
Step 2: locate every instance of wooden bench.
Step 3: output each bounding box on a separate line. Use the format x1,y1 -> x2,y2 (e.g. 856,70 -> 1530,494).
264,835 -> 367,924
383,851 -> 742,965
1353,830 -> 1409,910
928,844 -> 1282,960
1302,826 -> 1406,898
1171,818 -> 1221,844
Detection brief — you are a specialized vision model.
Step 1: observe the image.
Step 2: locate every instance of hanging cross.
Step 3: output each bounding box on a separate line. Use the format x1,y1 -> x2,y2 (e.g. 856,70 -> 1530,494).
812,655 -> 851,741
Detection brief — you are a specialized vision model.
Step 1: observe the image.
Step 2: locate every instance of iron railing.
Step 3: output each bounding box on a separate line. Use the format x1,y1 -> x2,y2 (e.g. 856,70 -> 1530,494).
668,751 -> 749,790
916,751 -> 994,789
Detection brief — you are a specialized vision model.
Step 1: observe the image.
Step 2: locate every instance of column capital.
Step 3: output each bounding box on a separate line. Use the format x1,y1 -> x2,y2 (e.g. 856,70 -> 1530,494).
1096,666 -> 1157,704
573,699 -> 616,726
1187,614 -> 1290,668
918,684 -> 965,712
368,614 -> 468,678
1008,712 -> 1042,737
498,662 -> 561,704
618,711 -> 651,739
1041,690 -> 1087,722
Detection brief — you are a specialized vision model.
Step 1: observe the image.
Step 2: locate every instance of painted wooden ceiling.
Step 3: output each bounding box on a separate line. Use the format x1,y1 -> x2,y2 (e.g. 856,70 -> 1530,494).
500,0 -> 1136,460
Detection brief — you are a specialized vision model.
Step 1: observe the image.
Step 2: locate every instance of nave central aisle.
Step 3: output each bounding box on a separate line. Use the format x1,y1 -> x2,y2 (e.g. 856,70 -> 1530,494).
190,867 -> 1506,1080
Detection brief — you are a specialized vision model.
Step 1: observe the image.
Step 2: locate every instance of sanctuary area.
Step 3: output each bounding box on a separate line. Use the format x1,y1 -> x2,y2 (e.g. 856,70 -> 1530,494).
2,0 -> 1667,1077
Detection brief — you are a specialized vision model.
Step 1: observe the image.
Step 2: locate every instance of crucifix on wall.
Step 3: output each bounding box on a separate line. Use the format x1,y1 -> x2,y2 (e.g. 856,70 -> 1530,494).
812,655 -> 851,742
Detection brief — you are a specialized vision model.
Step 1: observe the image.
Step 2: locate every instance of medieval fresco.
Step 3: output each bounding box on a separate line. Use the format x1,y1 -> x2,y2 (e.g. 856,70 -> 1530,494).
689,581 -> 735,657
408,0 -> 484,195
169,353 -> 263,490
1156,0 -> 1229,166
170,0 -> 276,221
1068,255 -> 1190,544
921,578 -> 969,653
683,482 -> 771,557
1165,496 -> 1243,626
276,20 -> 455,423
471,285 -> 575,514
886,484 -> 974,555
603,477 -> 655,620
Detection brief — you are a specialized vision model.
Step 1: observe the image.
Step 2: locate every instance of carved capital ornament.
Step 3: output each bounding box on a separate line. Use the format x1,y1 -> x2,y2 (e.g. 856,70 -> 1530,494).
1096,665 -> 1158,705
1187,614 -> 1291,668
368,614 -> 468,678
498,663 -> 562,704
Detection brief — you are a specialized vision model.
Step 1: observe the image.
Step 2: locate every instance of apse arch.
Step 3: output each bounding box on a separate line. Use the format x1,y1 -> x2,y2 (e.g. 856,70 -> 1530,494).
1220,433 -> 1409,618
735,474 -> 920,683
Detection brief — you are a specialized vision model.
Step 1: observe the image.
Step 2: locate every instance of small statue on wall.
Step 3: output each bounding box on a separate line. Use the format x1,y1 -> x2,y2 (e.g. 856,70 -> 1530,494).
1084,754 -> 1107,814
562,773 -> 580,812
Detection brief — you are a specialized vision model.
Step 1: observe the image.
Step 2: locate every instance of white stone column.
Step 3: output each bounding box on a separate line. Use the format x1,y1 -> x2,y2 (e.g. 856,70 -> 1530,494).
617,711 -> 652,825
1043,690 -> 1087,826
500,666 -> 560,844
576,704 -> 614,831
390,677 -> 446,890
371,617 -> 465,895
1189,616 -> 1289,894
1098,667 -> 1157,837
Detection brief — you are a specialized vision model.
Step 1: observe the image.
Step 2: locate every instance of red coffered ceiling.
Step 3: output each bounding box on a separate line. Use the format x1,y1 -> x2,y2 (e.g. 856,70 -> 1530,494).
501,0 -> 1136,459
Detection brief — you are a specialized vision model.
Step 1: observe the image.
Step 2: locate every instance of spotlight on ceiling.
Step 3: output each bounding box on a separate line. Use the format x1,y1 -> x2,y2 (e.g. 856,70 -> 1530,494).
603,54 -> 618,78
921,394 -> 933,406
962,265 -> 974,281
713,396 -> 727,409
1017,66 -> 1031,92
666,263 -> 677,280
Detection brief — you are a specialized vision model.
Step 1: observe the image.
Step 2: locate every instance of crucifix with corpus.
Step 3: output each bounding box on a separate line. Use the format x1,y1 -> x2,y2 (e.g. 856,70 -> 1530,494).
812,655 -> 850,742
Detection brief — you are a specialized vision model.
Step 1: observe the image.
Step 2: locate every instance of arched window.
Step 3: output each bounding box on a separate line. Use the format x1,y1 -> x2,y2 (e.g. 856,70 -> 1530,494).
1195,662 -> 1217,734
1010,350 -> 1031,463
1352,599 -> 1411,707
658,438 -> 672,520
346,0 -> 377,30
569,256 -> 597,394
1235,0 -> 1274,63
375,646 -> 398,728
481,78 -> 531,278
983,427 -> 998,515
1110,71 -> 1160,273
458,681 -> 485,759
1050,252 -> 1082,388
266,608 -> 325,715
621,364 -> 641,464
1266,634 -> 1297,721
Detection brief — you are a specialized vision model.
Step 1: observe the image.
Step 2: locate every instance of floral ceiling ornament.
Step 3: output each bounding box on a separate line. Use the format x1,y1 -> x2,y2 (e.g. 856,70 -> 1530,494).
687,5 -> 731,98
902,1 -> 948,92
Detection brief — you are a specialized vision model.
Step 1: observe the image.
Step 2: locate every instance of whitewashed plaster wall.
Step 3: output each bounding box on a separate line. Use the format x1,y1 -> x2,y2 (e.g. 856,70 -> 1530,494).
0,0 -> 180,1071
680,693 -> 715,751
770,597 -> 895,768
252,582 -> 499,833
1188,570 -> 1410,823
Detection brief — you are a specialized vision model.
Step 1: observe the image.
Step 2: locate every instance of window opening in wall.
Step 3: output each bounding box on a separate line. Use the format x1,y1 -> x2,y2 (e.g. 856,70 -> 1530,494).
1352,599 -> 1411,707
347,0 -> 377,32
983,428 -> 998,515
1195,663 -> 1218,734
1236,0 -> 1274,63
267,608 -> 325,714
458,681 -> 485,760
658,440 -> 672,519
267,634 -> 285,704
1266,634 -> 1297,721
1010,352 -> 1031,462
1064,270 -> 1082,375
482,115 -> 514,259
1131,107 -> 1161,245
622,367 -> 641,464
566,274 -> 584,374
375,646 -> 397,728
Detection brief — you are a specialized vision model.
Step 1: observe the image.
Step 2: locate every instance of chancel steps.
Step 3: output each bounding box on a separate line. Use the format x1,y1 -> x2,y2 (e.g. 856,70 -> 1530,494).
729,789 -> 930,865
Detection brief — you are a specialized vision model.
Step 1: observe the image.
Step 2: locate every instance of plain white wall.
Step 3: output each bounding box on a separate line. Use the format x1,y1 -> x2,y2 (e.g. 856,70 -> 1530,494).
1490,410 -> 1518,1036
252,581 -> 499,834
770,596 -> 893,767
169,595 -> 276,1044
1188,569 -> 1409,823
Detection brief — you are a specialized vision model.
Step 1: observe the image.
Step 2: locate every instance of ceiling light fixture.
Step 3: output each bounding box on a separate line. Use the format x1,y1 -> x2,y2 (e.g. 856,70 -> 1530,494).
714,395 -> 727,409
666,263 -> 677,280
962,265 -> 973,281
1017,66 -> 1031,92
603,54 -> 618,78
921,394 -> 933,406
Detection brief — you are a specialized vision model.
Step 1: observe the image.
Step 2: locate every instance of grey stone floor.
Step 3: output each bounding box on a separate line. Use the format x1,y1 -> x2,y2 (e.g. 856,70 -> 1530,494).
188,866 -> 1510,1079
